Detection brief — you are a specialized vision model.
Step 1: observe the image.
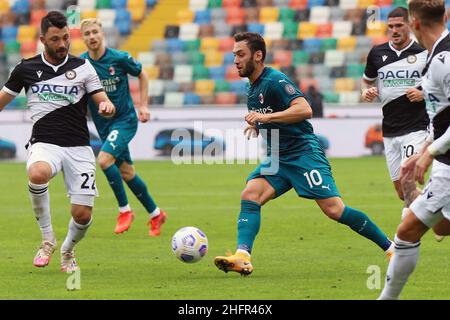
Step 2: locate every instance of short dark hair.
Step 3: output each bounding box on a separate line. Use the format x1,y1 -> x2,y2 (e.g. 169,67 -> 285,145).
408,0 -> 446,26
233,32 -> 266,62
388,6 -> 409,21
41,11 -> 68,35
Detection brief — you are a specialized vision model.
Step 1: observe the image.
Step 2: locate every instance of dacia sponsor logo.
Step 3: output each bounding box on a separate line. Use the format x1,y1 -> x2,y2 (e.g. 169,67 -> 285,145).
378,70 -> 421,80
31,84 -> 78,103
383,79 -> 416,87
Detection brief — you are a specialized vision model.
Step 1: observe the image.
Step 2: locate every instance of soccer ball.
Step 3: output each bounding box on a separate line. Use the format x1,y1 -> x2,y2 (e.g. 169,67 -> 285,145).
171,227 -> 208,263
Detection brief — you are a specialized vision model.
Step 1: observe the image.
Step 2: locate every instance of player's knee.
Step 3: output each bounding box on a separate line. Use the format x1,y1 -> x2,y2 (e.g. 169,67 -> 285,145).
120,167 -> 135,182
241,188 -> 262,204
28,167 -> 51,184
71,207 -> 92,225
323,206 -> 343,221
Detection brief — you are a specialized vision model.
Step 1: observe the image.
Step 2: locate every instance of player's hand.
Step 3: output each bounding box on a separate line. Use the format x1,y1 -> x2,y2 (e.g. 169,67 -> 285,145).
415,149 -> 434,185
361,87 -> 378,102
244,125 -> 259,139
245,112 -> 268,126
400,153 -> 421,179
138,105 -> 150,123
405,88 -> 424,102
98,100 -> 115,118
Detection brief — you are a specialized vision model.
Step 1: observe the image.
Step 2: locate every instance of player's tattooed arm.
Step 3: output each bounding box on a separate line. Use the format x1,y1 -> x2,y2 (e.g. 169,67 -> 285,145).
245,97 -> 312,125
0,89 -> 16,112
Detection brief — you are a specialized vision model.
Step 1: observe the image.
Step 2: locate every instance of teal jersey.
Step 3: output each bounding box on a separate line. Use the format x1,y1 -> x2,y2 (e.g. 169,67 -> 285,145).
247,67 -> 323,158
81,48 -> 141,133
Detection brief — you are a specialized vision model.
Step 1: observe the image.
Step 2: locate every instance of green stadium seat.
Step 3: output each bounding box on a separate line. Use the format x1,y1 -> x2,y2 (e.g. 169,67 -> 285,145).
320,37 -> 337,51
193,64 -> 210,80
96,0 -> 112,9
278,7 -> 295,21
214,80 -> 231,92
188,51 -> 205,65
283,21 -> 298,40
4,41 -> 20,55
293,50 -> 310,65
346,64 -> 365,78
323,91 -> 340,103
183,39 -> 201,52
208,0 -> 223,8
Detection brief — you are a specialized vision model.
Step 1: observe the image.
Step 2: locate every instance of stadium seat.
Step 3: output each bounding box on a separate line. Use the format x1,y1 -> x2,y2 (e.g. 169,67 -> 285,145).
278,7 -> 295,21
309,6 -> 330,24
214,21 -> 232,37
200,37 -> 220,51
298,22 -> 317,39
247,23 -> 265,35
177,9 -> 195,24
78,0 -> 96,11
214,79 -> 231,92
184,92 -> 202,105
314,76 -> 334,92
330,66 -> 347,78
308,52 -> 325,64
289,0 -> 308,10
274,0 -> 290,6
184,39 -> 201,51
164,80 -> 181,93
208,0 -> 223,8
215,92 -> 237,104
316,23 -> 332,38
324,50 -> 345,67
223,52 -> 235,65
329,6 -> 345,21
366,22 -> 387,37
17,25 -> 37,43
339,91 -> 360,104
226,7 -> 245,25
98,9 -> 116,28
190,0 -> 208,11
195,79 -> 215,95
209,66 -> 226,80
323,91 -> 340,103
188,51 -> 205,65
273,50 -> 292,67
164,92 -> 184,107
303,38 -> 321,53
179,23 -> 200,40
97,0 -> 113,9
138,52 -> 156,66
320,37 -> 337,51
218,37 -> 234,52
225,65 -> 241,81
312,65 -> 330,78
332,21 -> 353,38
151,39 -> 168,52
293,50 -> 309,65
111,0 -> 128,9
195,10 -> 211,24
334,78 -> 355,92
295,8 -> 310,21
165,25 -> 180,39
148,80 -> 164,98
167,39 -> 185,52
1,26 -> 18,42
264,22 -> 283,40
337,36 -> 357,51
210,8 -> 227,22
204,51 -> 224,67
30,9 -> 48,27
346,64 -> 365,78
193,64 -> 210,80
81,10 -> 98,20
244,7 -> 259,23
283,21 -> 298,39
20,41 -> 37,58
230,80 -> 248,95
299,78 -> 318,93
358,0 -> 375,8
143,66 -> 160,80
223,0 -> 242,7
259,7 -> 279,23
171,52 -> 191,65
339,0 -> 358,9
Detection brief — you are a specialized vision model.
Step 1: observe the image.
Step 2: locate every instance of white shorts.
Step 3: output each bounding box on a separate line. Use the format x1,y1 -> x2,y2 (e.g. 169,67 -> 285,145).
26,143 -> 98,205
410,160 -> 450,228
383,130 -> 428,181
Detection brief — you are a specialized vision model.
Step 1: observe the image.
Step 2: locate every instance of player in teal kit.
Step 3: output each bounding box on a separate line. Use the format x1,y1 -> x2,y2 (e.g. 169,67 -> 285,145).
80,18 -> 166,236
214,32 -> 394,276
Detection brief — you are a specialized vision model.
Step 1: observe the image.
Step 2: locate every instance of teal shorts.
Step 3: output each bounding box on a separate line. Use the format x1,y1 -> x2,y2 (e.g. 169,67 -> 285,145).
100,117 -> 137,166
247,151 -> 340,199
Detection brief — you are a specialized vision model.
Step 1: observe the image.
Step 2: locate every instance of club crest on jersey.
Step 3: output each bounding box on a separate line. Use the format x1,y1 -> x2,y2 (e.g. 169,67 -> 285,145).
407,55 -> 417,64
284,84 -> 296,95
109,66 -> 115,75
259,93 -> 264,104
65,70 -> 76,80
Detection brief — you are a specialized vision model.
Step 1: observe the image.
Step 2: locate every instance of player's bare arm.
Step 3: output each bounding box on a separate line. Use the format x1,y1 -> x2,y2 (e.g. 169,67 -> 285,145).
360,78 -> 378,102
0,89 -> 16,111
137,69 -> 150,123
245,97 -> 312,126
91,91 -> 116,117
405,87 -> 424,102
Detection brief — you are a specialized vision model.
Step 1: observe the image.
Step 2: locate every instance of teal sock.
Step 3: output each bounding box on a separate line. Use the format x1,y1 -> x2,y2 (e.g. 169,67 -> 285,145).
237,200 -> 261,254
103,165 -> 128,207
126,174 -> 157,213
338,206 -> 392,251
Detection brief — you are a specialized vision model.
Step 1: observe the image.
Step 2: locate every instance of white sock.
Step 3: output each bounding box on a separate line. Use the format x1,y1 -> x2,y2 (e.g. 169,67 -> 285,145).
150,207 -> 160,219
119,204 -> 131,213
378,235 -> 420,300
401,208 -> 409,221
28,182 -> 54,242
237,249 -> 251,257
61,217 -> 92,253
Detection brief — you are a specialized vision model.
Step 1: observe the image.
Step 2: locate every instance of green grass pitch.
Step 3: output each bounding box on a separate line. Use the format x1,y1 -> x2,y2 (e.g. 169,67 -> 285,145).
0,157 -> 448,300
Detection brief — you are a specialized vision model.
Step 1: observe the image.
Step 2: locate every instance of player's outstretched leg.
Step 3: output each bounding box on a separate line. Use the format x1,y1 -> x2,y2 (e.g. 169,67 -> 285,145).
317,197 -> 394,259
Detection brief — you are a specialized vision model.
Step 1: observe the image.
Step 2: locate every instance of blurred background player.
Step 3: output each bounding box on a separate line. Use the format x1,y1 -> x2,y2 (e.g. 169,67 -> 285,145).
214,32 -> 394,276
80,18 -> 166,236
360,7 -> 430,223
0,11 -> 115,271
379,0 -> 450,299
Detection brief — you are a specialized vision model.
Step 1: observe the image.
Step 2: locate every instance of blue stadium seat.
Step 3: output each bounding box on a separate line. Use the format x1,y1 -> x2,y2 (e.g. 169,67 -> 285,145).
115,9 -> 131,22
184,92 -> 201,105
209,66 -> 226,80
112,0 -> 128,9
1,26 -> 18,42
11,0 -> 29,15
303,38 -> 321,53
308,0 -> 326,7
147,0 -> 157,7
223,52 -> 235,65
117,20 -> 131,35
230,80 -> 248,95
195,10 -> 211,25
247,23 -> 265,35
167,39 -> 185,52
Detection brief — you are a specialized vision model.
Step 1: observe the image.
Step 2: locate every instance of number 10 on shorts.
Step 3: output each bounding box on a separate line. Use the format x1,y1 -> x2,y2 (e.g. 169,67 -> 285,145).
303,170 -> 323,188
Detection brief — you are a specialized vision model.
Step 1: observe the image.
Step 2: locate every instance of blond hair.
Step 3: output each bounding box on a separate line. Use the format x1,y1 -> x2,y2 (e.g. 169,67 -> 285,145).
80,18 -> 103,32
408,0 -> 446,26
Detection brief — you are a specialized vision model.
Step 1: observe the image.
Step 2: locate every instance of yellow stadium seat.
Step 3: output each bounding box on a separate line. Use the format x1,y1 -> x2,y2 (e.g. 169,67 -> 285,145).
177,9 -> 195,24
297,22 -> 317,39
357,0 -> 375,8
204,51 -> 224,67
130,7 -> 146,22
200,37 -> 220,51
366,22 -> 387,37
17,25 -> 38,42
0,0 -> 9,14
337,36 -> 357,51
127,0 -> 146,9
81,10 -> 98,20
334,78 -> 355,92
70,39 -> 87,56
195,80 -> 215,95
259,7 -> 279,23
143,66 -> 161,80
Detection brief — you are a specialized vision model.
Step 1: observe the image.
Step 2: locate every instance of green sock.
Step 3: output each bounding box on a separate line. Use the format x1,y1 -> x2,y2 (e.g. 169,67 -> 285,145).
103,165 -> 128,207
338,206 -> 392,251
237,200 -> 261,254
126,174 -> 157,213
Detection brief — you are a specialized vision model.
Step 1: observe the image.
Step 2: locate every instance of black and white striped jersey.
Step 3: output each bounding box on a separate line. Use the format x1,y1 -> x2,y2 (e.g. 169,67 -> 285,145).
421,30 -> 450,165
364,40 -> 429,137
2,53 -> 104,147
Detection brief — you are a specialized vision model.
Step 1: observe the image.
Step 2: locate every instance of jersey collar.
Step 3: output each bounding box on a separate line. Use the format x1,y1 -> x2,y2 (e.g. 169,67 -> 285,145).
251,67 -> 268,88
41,52 -> 69,72
388,39 -> 414,57
426,29 -> 450,64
